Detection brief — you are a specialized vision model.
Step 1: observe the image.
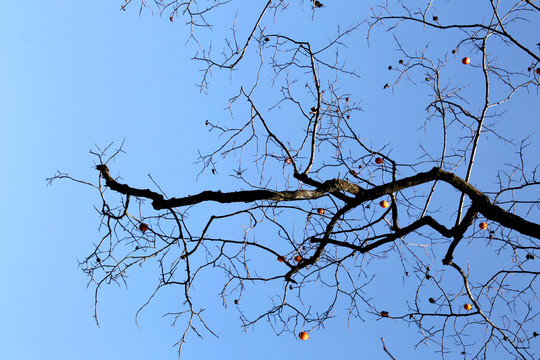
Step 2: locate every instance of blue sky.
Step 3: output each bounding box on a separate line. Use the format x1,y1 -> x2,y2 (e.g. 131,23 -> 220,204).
1,1 -> 538,359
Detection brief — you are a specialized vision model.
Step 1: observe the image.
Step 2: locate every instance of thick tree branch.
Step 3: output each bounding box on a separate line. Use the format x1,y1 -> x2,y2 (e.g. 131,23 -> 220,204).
96,164 -> 540,240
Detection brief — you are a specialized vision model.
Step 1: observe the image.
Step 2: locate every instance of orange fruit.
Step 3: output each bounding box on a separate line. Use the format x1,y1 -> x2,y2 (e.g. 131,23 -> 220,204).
299,331 -> 309,340
462,57 -> 471,65
139,223 -> 149,232
277,256 -> 286,262
294,255 -> 302,262
380,200 -> 389,208
478,222 -> 488,230
463,303 -> 473,311
375,157 -> 383,164
317,208 -> 325,215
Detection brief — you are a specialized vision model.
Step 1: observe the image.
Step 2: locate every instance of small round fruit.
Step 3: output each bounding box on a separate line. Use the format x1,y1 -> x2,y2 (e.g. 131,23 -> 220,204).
317,208 -> 325,215
234,299 -> 239,305
463,303 -> 473,311
375,157 -> 383,164
294,255 -> 302,262
478,222 -> 488,230
462,57 -> 471,65
139,223 -> 149,232
277,255 -> 286,262
285,158 -> 292,164
536,68 -> 540,75
380,200 -> 389,208
298,331 -> 309,340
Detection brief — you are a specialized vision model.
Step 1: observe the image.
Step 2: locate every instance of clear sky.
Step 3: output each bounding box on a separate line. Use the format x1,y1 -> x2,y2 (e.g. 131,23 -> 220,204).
1,1 -> 538,359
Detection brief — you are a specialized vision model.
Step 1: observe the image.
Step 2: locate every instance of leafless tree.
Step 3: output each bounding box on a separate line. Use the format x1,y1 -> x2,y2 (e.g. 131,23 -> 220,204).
49,1 -> 540,359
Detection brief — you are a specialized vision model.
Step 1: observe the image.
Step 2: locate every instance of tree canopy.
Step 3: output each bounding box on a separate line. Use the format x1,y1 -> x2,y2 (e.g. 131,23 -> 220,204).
51,1 -> 540,358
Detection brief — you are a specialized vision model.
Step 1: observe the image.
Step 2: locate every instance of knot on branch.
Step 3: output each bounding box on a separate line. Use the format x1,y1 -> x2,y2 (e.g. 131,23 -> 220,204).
152,198 -> 166,210
96,164 -> 113,186
318,178 -> 363,195
95,164 -> 109,173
